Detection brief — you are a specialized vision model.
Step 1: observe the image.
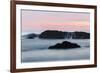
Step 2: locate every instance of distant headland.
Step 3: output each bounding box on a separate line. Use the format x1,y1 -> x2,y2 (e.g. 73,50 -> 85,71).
22,30 -> 90,39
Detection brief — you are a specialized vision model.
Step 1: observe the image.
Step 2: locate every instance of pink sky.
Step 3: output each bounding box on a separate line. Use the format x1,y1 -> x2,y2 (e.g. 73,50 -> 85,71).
22,10 -> 90,34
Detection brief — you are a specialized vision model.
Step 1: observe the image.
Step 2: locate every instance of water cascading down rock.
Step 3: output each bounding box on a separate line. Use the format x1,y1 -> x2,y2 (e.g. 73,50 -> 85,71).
39,30 -> 90,39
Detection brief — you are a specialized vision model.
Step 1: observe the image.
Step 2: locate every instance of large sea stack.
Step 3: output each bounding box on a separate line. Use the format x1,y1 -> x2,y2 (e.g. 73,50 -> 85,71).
39,30 -> 65,39
39,30 -> 90,39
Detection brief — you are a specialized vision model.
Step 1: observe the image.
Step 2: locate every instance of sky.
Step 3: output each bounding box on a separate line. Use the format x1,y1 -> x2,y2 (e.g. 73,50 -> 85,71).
21,9 -> 90,35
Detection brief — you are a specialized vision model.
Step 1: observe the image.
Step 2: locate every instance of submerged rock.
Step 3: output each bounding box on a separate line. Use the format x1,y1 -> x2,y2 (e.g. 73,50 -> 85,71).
48,41 -> 80,49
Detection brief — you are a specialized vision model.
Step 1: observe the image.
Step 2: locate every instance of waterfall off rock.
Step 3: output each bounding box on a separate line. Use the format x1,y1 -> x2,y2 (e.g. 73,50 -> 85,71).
64,32 -> 76,39
30,30 -> 90,39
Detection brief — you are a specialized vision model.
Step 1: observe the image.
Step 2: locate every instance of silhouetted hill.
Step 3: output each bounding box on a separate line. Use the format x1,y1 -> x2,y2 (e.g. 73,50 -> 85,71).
39,30 -> 90,39
22,33 -> 38,39
39,30 -> 65,39
73,32 -> 90,39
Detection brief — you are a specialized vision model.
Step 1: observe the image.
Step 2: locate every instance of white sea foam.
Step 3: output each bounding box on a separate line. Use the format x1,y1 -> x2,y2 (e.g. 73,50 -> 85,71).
21,38 -> 90,62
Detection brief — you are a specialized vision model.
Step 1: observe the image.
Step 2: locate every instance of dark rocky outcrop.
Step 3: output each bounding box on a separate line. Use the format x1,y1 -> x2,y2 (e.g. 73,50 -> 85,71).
39,30 -> 90,39
39,30 -> 65,39
72,32 -> 90,39
48,41 -> 80,49
23,33 -> 38,39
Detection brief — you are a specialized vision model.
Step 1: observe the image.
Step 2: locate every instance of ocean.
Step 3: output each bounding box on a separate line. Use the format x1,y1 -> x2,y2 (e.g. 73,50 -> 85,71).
21,38 -> 90,62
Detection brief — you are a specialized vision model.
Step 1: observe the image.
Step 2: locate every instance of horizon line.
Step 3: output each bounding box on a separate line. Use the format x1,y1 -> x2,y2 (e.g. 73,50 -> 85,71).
22,30 -> 90,35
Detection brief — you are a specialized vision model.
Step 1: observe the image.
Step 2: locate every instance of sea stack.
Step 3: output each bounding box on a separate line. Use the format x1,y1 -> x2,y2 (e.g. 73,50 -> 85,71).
48,41 -> 80,49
